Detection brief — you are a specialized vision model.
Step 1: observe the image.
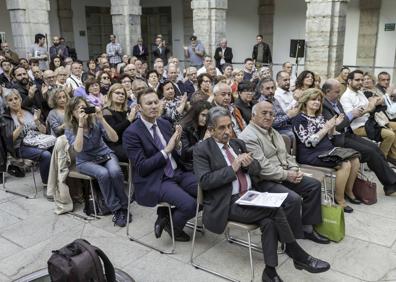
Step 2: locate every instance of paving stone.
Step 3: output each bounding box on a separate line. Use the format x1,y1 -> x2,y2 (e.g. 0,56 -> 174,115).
0,209 -> 21,230
0,236 -> 24,261
0,196 -> 54,220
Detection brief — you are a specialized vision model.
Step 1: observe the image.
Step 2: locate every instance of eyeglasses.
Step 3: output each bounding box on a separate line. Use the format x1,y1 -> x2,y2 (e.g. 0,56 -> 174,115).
114,91 -> 125,95
102,76 -> 110,80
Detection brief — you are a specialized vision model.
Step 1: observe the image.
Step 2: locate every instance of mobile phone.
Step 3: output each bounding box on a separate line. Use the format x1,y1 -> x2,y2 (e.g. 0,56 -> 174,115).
83,106 -> 96,114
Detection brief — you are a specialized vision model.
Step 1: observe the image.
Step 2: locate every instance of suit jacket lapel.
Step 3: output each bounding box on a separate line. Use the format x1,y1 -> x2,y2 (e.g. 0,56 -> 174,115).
208,138 -> 228,168
136,118 -> 161,150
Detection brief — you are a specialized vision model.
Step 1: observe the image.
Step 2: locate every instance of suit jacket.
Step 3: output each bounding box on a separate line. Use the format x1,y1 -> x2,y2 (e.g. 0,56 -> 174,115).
122,117 -> 180,207
132,44 -> 148,61
252,42 -> 272,64
181,80 -> 196,99
213,47 -> 233,70
322,97 -> 353,147
193,138 -> 261,234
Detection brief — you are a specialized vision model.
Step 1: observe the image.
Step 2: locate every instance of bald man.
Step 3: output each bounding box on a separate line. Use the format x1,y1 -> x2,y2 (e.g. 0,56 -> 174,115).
239,101 -> 328,243
322,79 -> 396,196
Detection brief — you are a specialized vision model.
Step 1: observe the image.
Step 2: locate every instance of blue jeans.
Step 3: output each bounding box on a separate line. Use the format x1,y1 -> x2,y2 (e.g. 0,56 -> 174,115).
18,146 -> 51,184
77,153 -> 128,213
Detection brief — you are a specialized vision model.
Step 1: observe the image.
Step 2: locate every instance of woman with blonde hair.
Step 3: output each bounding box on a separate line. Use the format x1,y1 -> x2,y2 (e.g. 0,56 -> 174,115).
292,88 -> 361,213
47,88 -> 69,136
231,68 -> 244,100
102,83 -> 137,162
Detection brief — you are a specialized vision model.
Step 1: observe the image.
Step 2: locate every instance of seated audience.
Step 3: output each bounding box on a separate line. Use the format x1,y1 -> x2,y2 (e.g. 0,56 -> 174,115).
123,88 -> 197,241
84,78 -> 105,108
54,66 -> 68,88
292,88 -> 360,213
340,70 -> 396,164
103,83 -> 137,162
273,71 -> 295,112
230,68 -> 244,99
212,82 -> 246,137
82,58 -> 97,82
293,70 -> 315,102
47,88 -> 68,137
322,79 -> 396,196
146,70 -> 160,92
240,101 -> 328,243
314,73 -> 321,89
335,66 -> 350,96
119,73 -> 134,104
159,80 -> 188,124
376,71 -> 391,94
3,89 -> 52,186
182,67 -> 198,99
65,61 -> 83,90
234,81 -> 255,124
97,71 -> 112,95
49,55 -> 63,71
193,106 -> 330,282
64,96 -> 129,227
362,72 -> 385,98
190,73 -> 213,103
180,100 -> 212,171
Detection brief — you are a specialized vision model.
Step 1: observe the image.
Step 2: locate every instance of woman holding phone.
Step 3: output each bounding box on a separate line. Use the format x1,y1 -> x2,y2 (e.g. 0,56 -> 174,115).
64,96 -> 129,227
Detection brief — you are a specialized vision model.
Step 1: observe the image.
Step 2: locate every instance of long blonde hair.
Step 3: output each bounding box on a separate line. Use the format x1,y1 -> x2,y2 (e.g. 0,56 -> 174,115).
297,88 -> 324,116
104,83 -> 128,111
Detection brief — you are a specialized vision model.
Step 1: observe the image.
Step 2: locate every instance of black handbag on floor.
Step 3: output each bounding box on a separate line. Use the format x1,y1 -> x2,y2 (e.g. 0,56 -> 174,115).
48,239 -> 116,282
83,181 -> 112,216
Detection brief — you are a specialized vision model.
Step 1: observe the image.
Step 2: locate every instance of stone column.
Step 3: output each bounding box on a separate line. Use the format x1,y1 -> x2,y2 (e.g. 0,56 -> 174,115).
191,0 -> 227,57
6,0 -> 51,57
356,0 -> 381,70
258,0 -> 274,51
305,0 -> 349,80
183,0 -> 194,47
110,0 -> 142,56
57,0 -> 74,48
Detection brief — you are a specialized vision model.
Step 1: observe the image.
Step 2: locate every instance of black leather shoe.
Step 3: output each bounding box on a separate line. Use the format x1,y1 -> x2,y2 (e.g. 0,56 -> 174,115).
154,216 -> 168,238
343,205 -> 353,213
164,225 -> 190,242
304,230 -> 330,244
262,271 -> 283,282
293,255 -> 330,273
344,194 -> 362,204
384,185 -> 396,196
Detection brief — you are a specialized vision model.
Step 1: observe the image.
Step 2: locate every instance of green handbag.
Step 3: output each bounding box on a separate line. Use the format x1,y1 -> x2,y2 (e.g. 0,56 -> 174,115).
314,194 -> 345,242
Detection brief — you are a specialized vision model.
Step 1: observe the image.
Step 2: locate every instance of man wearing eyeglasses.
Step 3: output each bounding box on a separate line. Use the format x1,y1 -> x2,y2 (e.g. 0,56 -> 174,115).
239,101 -> 329,244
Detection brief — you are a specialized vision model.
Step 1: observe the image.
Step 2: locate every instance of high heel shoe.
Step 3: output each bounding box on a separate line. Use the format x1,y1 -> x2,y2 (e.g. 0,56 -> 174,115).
344,194 -> 362,205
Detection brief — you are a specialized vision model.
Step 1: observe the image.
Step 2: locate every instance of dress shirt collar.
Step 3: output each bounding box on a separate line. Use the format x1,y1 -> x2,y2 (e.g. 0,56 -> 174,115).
141,116 -> 158,132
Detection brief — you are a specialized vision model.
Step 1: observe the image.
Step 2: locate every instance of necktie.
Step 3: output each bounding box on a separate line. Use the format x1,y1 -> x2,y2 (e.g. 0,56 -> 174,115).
152,124 -> 174,178
223,145 -> 248,196
333,103 -> 341,114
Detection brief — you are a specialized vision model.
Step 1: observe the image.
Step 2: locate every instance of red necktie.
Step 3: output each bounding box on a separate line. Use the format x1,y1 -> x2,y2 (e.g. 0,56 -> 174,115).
223,145 -> 248,196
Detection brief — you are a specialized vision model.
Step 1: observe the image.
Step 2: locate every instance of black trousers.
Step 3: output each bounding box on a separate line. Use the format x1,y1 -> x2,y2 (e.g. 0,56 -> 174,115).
340,134 -> 396,189
255,177 -> 322,239
228,200 -> 295,267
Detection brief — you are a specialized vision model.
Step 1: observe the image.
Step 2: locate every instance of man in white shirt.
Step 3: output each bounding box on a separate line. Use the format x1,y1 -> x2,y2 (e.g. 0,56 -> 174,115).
66,61 -> 83,91
274,71 -> 296,112
340,70 -> 396,164
197,56 -> 221,76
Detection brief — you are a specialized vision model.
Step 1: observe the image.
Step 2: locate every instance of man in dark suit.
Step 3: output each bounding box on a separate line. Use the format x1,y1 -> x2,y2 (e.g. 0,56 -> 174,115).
123,88 -> 197,241
132,38 -> 149,62
322,79 -> 396,196
152,37 -> 170,65
214,38 -> 233,71
193,106 -> 330,282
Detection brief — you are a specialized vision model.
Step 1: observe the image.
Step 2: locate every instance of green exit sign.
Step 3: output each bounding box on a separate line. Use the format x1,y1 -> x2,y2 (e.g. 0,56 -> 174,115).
385,23 -> 395,31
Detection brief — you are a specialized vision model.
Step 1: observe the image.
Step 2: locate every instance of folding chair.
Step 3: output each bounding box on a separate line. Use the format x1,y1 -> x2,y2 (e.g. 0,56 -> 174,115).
126,162 -> 176,254
2,156 -> 38,199
67,167 -> 100,220
190,186 -> 261,282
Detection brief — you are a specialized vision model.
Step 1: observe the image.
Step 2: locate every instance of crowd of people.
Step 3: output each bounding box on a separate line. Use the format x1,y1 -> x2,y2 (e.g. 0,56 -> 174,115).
1,32 -> 396,282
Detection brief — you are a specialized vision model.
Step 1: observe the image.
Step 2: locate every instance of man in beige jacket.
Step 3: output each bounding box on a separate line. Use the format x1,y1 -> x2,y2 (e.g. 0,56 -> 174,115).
239,101 -> 329,244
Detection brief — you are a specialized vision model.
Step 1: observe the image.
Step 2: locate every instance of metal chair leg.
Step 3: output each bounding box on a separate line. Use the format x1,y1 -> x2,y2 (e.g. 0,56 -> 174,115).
4,162 -> 38,199
225,228 -> 262,253
126,176 -> 175,254
247,231 -> 254,282
89,179 -> 98,219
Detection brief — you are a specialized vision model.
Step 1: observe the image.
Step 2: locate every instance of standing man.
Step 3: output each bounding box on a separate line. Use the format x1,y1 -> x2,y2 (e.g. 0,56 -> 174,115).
214,38 -> 233,71
184,35 -> 205,69
132,38 -> 149,62
106,34 -> 123,68
376,72 -> 391,94
252,34 -> 272,69
152,37 -> 170,66
193,106 -> 330,282
0,42 -> 19,65
123,88 -> 197,241
49,36 -> 69,61
28,34 -> 49,71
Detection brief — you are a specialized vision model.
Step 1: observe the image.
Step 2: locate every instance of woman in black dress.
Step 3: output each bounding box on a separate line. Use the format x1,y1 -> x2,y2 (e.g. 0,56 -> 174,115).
102,83 -> 137,162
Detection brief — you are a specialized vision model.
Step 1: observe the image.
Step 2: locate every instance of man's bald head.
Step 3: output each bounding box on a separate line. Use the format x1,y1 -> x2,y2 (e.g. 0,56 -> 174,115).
322,78 -> 341,101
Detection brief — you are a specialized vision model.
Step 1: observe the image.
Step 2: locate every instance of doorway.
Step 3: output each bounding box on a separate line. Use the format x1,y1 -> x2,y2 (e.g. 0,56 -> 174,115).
86,6 -> 113,59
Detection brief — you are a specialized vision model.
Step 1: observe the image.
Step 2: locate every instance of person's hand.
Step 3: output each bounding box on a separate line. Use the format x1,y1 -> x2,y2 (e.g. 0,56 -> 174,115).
95,107 -> 103,121
16,111 -> 24,126
64,84 -> 72,96
33,109 -> 41,122
351,107 -> 363,118
128,105 -> 137,122
287,107 -> 299,118
335,113 -> 345,126
28,84 -> 37,99
164,125 -> 182,154
41,84 -> 48,96
78,109 -> 88,127
240,152 -> 253,167
287,170 -> 303,183
325,116 -> 336,130
231,157 -> 242,172
174,124 -> 182,144
181,93 -> 188,105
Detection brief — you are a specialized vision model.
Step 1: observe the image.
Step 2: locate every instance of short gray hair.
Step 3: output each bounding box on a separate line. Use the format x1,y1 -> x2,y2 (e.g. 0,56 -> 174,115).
213,82 -> 231,96
207,106 -> 231,128
3,88 -> 21,107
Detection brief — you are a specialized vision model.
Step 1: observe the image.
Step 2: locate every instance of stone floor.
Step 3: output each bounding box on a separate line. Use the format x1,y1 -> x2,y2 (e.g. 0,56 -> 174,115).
0,170 -> 395,282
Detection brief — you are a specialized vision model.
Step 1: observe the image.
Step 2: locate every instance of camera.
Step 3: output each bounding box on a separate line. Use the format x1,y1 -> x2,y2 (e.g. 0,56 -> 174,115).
83,106 -> 96,114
